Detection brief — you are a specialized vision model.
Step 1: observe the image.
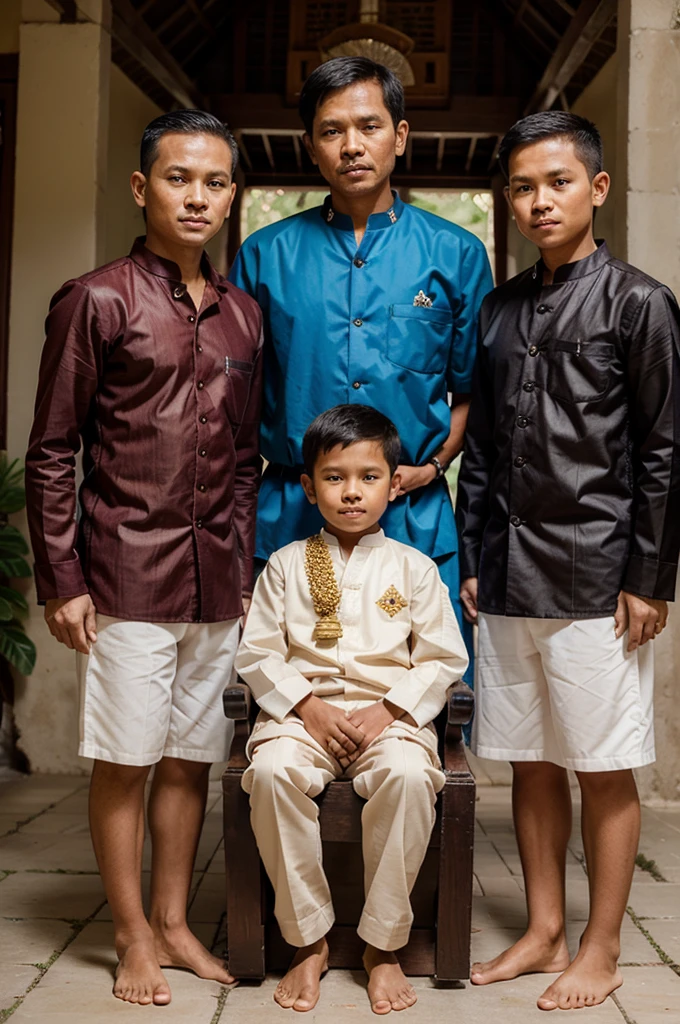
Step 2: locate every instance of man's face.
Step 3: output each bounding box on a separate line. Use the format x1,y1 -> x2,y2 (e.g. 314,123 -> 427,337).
506,137 -> 609,251
301,440 -> 400,541
132,132 -> 236,249
304,79 -> 408,202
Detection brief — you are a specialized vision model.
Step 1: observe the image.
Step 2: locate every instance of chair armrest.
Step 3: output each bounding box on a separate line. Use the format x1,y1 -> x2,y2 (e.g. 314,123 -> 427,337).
447,680 -> 474,727
223,681 -> 251,720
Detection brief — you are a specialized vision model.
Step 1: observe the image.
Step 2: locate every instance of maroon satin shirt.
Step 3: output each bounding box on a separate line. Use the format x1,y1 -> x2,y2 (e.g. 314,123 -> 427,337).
26,239 -> 263,623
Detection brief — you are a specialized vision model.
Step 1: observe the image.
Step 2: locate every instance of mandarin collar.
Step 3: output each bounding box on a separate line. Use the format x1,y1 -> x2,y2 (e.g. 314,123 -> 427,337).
321,527 -> 386,548
533,239 -> 610,286
129,237 -> 227,295
320,191 -> 404,233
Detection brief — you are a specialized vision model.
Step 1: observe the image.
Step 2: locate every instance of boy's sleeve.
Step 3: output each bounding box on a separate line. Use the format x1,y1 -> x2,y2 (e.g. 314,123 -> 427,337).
455,307 -> 497,581
383,565 -> 469,728
447,238 -> 494,395
235,553 -> 313,722
228,236 -> 258,298
622,286 -> 680,600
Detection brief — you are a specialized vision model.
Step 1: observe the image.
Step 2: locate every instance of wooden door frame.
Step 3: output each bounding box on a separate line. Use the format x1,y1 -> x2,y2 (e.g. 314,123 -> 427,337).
0,55 -> 18,451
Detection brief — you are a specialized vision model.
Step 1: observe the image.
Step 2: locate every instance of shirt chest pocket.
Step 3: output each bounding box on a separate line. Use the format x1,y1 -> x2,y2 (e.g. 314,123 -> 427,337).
224,356 -> 254,424
386,304 -> 452,374
546,339 -> 614,404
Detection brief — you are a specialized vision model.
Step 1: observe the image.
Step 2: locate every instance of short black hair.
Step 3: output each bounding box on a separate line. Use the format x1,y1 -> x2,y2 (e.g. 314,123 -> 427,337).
140,110 -> 239,178
498,111 -> 603,181
302,405 -> 401,476
298,57 -> 405,136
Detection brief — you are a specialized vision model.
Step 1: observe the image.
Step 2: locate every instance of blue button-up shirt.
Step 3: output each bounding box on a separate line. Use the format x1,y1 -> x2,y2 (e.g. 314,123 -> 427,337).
229,192 -> 493,602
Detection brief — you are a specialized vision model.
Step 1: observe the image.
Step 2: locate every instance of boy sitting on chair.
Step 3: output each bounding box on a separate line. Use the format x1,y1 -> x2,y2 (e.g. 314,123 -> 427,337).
236,404 -> 468,1015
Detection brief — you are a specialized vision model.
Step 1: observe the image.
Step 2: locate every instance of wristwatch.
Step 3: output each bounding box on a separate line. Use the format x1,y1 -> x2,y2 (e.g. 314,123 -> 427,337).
428,455 -> 446,478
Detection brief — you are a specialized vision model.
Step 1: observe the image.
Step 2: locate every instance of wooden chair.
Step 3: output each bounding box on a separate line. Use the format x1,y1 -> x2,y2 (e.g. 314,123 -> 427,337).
222,681 -> 475,982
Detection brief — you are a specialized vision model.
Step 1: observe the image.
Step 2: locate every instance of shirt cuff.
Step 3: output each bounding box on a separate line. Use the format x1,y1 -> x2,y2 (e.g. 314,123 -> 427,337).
623,555 -> 678,602
251,676 -> 314,724
33,557 -> 88,605
384,676 -> 445,730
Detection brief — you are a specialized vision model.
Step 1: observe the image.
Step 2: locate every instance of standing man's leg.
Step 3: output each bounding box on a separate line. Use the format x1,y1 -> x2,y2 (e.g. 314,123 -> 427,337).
537,769 -> 638,1010
89,760 -> 170,1005
470,761 -> 572,984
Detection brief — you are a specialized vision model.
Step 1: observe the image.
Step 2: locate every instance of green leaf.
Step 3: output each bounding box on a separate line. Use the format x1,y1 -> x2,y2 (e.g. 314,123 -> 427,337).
0,585 -> 29,615
0,622 -> 36,675
0,525 -> 30,556
0,555 -> 32,578
0,456 -> 26,515
0,597 -> 13,621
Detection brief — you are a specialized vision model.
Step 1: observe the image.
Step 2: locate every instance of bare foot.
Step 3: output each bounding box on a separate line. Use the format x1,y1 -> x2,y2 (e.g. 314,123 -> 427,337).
154,924 -> 237,985
274,938 -> 329,1011
537,947 -> 622,1011
471,931 -> 570,986
114,937 -> 171,1005
363,946 -> 417,1015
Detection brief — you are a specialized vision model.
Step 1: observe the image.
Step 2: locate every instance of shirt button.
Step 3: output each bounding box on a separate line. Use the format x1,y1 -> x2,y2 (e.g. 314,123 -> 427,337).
528,345 -> 539,356
197,483 -> 206,493
523,380 -> 536,392
517,416 -> 529,428
352,381 -> 362,390
199,448 -> 207,457
353,318 -> 363,327
537,304 -> 549,314
197,381 -> 204,390
510,515 -> 522,527
173,286 -> 185,299
353,258 -> 365,268
199,415 -> 207,424
195,519 -> 203,529
188,315 -> 196,323
514,456 -> 526,467
197,345 -> 203,353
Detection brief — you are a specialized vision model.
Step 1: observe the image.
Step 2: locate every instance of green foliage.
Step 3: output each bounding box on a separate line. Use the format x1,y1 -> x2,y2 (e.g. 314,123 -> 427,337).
0,456 -> 36,676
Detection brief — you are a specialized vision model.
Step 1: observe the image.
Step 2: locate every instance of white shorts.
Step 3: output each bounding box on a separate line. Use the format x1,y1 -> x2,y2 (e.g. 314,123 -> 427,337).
77,616 -> 239,766
472,613 -> 655,772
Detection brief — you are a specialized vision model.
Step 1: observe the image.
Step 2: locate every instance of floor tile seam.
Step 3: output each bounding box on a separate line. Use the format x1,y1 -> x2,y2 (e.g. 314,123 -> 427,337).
625,906 -> 680,977
0,788 -> 89,841
611,992 -> 638,1024
209,983 -> 230,1024
0,897 -> 108,1022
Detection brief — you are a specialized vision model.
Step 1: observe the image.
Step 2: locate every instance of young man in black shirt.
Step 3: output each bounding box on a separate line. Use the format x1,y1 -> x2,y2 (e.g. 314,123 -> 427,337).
457,112 -> 680,1011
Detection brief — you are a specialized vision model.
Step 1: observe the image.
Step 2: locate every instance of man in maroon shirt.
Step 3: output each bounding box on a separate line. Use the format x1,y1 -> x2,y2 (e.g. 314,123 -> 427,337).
26,111 -> 262,1005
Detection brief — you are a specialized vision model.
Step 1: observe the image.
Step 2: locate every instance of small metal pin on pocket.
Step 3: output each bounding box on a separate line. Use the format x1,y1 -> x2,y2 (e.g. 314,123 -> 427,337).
576,339 -> 581,356
225,356 -> 230,375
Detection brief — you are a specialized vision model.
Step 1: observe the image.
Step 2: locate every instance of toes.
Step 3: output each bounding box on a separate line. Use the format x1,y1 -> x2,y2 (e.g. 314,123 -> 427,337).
153,987 -> 171,1006
371,999 -> 393,1015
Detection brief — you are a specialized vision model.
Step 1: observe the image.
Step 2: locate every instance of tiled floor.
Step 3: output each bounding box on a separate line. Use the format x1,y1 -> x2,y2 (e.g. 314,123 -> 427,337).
0,757 -> 678,1022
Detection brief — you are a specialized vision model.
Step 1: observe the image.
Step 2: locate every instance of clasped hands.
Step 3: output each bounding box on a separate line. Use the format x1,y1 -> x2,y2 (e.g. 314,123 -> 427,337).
295,694 -> 399,770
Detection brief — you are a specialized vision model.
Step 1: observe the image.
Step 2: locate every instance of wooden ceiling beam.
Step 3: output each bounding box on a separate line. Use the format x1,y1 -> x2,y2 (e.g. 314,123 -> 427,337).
525,0 -> 617,112
112,0 -> 204,108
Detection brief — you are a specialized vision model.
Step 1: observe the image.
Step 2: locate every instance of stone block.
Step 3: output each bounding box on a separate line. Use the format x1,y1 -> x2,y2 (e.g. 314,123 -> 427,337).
628,30 -> 680,132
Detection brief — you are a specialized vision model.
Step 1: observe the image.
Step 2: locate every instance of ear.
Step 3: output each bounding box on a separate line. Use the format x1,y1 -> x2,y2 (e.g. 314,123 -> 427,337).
300,472 -> 318,505
130,171 -> 147,209
591,170 -> 610,208
388,471 -> 402,502
224,180 -> 238,219
302,132 -> 318,167
394,119 -> 409,157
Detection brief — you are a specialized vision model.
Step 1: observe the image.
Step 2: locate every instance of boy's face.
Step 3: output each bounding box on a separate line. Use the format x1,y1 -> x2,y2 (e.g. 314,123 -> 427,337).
131,132 -> 236,250
301,440 -> 401,542
303,80 -> 408,204
506,136 -> 609,253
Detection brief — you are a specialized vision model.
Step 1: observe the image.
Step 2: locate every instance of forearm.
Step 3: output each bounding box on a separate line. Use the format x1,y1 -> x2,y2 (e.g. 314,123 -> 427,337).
435,395 -> 470,466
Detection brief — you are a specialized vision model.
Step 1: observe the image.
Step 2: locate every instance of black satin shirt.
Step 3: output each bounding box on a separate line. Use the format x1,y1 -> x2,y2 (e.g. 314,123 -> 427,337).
456,242 -> 680,618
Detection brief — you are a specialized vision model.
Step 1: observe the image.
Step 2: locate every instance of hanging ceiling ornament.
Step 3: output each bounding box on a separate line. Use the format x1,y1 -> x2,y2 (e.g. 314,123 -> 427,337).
318,7 -> 416,88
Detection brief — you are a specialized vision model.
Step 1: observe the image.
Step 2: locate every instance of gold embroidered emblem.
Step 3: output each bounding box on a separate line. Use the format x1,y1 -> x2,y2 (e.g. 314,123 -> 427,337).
376,585 -> 408,618
388,208 -> 397,224
413,289 -> 433,307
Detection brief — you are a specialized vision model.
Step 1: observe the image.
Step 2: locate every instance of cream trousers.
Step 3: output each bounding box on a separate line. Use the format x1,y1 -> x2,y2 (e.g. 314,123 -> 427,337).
242,706 -> 445,951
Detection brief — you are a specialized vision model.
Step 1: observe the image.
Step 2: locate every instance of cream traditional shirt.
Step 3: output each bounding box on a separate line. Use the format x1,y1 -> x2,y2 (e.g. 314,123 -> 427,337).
235,529 -> 469,729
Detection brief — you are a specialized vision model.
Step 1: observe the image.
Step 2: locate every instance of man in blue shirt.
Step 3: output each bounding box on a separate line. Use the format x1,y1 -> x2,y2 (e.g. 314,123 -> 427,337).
230,56 -> 492,649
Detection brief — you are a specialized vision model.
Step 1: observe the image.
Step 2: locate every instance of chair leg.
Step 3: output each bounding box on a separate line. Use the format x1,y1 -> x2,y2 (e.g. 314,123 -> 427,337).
223,769 -> 265,979
435,773 -> 476,981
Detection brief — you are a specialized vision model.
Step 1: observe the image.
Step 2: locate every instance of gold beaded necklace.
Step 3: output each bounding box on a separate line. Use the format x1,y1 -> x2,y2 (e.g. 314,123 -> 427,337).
304,534 -> 343,643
